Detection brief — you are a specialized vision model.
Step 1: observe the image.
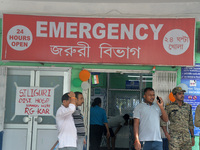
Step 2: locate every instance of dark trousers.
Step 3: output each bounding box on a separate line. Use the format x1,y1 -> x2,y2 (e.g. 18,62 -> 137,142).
0,131 -> 3,150
89,125 -> 104,150
162,138 -> 169,150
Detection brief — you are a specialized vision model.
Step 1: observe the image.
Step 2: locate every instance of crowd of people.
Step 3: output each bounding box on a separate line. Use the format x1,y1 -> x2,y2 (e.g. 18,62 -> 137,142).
53,86 -> 200,150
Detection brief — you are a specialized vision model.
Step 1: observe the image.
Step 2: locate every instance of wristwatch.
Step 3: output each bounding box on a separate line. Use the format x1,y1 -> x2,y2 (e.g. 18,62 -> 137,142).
191,135 -> 195,138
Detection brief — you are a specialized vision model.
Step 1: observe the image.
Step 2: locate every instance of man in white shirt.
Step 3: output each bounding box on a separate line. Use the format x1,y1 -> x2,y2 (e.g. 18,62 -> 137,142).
56,91 -> 77,150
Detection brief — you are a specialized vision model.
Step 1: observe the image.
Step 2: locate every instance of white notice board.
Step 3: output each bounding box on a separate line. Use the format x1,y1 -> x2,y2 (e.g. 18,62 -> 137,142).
14,86 -> 55,117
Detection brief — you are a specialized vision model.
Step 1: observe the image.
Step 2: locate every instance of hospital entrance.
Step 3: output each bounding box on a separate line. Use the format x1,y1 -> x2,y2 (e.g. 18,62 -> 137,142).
1,67 -> 177,150
89,72 -> 152,150
88,70 -> 177,150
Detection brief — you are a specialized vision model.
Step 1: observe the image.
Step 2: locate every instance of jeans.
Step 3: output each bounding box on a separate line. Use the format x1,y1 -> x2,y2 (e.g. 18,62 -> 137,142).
141,141 -> 163,150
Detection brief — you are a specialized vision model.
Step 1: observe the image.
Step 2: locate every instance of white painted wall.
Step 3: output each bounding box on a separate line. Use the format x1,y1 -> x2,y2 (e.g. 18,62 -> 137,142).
0,0 -> 200,20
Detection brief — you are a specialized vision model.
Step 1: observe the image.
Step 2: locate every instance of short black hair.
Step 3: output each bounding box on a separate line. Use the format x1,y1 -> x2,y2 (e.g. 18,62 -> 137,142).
123,114 -> 130,121
91,97 -> 101,107
61,92 -> 70,102
144,87 -> 154,94
74,91 -> 82,99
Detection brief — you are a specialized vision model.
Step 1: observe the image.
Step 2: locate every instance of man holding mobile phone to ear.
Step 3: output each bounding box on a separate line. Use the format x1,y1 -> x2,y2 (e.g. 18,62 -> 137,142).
133,87 -> 168,150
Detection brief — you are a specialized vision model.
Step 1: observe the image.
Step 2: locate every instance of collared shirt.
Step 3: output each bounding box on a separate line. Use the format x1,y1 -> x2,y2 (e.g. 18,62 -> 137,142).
56,104 -> 77,148
72,107 -> 85,137
90,105 -> 108,126
161,101 -> 194,134
108,115 -> 125,128
133,102 -> 162,142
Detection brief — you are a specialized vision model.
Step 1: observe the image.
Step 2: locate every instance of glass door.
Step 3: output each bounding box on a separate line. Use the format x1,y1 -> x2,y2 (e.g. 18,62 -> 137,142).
33,70 -> 70,150
3,67 -> 71,150
108,73 -> 153,117
3,68 -> 34,150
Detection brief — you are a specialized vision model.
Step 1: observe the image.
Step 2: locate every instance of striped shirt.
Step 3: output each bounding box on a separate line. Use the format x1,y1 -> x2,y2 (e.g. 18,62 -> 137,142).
72,107 -> 85,137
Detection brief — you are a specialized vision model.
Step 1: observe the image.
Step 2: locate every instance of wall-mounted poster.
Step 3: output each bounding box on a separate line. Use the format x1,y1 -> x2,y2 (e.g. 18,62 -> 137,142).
181,63 -> 200,136
12,86 -> 54,120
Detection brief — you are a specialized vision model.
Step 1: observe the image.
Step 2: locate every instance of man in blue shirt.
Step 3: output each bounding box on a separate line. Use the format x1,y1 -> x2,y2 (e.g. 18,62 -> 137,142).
90,97 -> 110,150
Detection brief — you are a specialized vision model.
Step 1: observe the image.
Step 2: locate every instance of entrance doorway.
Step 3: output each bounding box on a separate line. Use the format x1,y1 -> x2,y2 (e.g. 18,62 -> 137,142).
2,67 -> 71,150
89,72 -> 153,150
87,69 -> 177,150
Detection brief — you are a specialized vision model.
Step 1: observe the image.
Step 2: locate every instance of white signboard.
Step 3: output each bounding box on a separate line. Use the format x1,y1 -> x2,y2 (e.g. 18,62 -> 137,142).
15,86 -> 54,116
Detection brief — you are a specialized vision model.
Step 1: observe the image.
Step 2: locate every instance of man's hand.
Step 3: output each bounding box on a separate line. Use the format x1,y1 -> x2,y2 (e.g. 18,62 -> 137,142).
83,138 -> 86,145
157,96 -> 164,107
68,91 -> 76,105
68,91 -> 75,98
106,131 -> 110,138
134,140 -> 141,150
165,132 -> 170,141
192,137 -> 195,146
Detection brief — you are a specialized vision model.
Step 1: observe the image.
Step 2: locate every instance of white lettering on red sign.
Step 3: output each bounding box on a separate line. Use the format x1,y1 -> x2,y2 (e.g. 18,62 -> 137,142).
3,14 -> 195,66
163,29 -> 190,55
7,25 -> 33,51
36,21 -> 163,40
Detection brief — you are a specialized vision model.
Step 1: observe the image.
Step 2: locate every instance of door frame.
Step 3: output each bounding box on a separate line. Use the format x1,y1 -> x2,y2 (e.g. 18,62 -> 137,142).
84,68 -> 151,150
85,68 -> 177,150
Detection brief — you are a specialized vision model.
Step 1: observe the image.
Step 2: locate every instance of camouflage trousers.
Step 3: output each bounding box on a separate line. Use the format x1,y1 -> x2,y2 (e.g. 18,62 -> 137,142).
168,132 -> 192,150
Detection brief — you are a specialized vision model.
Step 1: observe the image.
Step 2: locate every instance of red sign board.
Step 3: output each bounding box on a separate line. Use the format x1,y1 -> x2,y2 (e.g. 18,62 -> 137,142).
2,14 -> 195,66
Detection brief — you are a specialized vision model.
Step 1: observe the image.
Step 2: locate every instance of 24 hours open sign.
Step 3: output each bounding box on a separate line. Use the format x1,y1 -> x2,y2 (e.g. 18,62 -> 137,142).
2,14 -> 195,66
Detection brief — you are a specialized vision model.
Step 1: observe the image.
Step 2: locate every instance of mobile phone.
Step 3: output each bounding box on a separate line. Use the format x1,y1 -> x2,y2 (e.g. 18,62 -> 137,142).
157,96 -> 161,103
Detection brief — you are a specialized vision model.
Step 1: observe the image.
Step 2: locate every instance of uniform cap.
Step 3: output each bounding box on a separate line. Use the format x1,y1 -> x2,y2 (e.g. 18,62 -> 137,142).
172,87 -> 186,95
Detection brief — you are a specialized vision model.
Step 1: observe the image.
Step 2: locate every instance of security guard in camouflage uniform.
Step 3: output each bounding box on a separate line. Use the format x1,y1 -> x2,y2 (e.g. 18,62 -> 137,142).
161,87 -> 195,150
